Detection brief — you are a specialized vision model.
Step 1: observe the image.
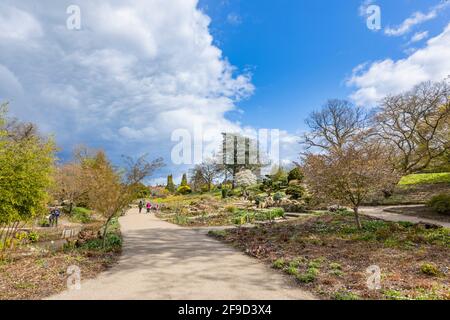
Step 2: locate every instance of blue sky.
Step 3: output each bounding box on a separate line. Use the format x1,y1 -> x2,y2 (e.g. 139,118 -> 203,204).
200,0 -> 450,133
0,0 -> 449,184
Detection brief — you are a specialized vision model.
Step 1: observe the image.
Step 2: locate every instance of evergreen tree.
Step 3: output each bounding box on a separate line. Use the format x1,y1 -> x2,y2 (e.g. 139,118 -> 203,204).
166,174 -> 175,192
181,173 -> 188,187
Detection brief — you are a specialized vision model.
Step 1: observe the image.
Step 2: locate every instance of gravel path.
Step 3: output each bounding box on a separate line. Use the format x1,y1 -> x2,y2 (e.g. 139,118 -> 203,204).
361,206 -> 450,228
49,208 -> 315,300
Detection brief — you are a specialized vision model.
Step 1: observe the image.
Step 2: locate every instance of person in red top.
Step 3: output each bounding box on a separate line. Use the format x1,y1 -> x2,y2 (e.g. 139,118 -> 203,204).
146,202 -> 151,213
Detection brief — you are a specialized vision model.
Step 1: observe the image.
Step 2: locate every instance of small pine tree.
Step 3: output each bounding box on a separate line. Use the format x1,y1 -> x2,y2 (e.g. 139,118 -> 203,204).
181,173 -> 188,187
166,174 -> 175,192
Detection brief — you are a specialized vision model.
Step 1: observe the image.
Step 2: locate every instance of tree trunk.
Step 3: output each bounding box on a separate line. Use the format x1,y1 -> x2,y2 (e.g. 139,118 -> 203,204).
102,217 -> 112,248
354,207 -> 362,229
69,202 -> 74,215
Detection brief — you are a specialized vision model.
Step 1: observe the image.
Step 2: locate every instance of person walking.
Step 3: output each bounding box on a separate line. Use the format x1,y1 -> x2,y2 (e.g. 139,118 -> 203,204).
146,202 -> 151,214
138,200 -> 144,213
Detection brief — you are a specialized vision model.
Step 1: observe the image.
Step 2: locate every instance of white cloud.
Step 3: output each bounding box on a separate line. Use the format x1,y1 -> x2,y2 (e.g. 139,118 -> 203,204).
0,4 -> 43,41
410,31 -> 429,43
0,0 -> 300,181
348,23 -> 450,106
384,1 -> 450,36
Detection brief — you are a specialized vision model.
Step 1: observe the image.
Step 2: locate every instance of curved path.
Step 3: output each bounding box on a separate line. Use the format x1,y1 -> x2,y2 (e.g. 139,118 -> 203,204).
49,208 -> 314,300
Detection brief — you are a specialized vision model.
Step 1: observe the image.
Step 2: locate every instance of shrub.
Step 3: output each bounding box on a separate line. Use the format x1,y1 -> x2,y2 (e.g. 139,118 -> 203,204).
272,258 -> 286,269
27,231 -> 40,243
177,185 -> 192,195
427,194 -> 450,215
288,167 -> 304,182
420,263 -> 439,276
221,188 -> 230,199
273,192 -> 285,202
71,207 -> 92,223
286,184 -> 305,200
334,290 -> 360,300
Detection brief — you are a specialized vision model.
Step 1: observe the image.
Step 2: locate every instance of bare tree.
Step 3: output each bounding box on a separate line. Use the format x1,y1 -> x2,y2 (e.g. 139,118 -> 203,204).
302,99 -> 371,153
303,141 -> 399,229
52,163 -> 87,214
376,81 -> 450,174
190,159 -> 220,192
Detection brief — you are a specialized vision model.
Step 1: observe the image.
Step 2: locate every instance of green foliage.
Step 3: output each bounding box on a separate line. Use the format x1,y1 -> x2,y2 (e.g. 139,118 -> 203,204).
333,290 -> 360,300
285,184 -> 306,200
70,207 -> 92,223
399,173 -> 450,185
177,185 -> 192,195
420,263 -> 439,276
288,167 -> 304,182
181,173 -> 188,187
221,188 -> 230,199
273,192 -> 285,202
0,105 -> 56,224
133,183 -> 151,199
27,231 -> 39,243
272,258 -> 286,269
165,175 -> 175,192
427,194 -> 450,215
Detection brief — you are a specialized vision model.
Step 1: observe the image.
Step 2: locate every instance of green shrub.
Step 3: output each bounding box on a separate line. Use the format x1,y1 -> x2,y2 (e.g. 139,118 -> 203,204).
420,263 -> 439,276
71,207 -> 92,223
272,258 -> 286,269
177,185 -> 192,195
27,231 -> 39,243
296,267 -> 319,283
285,185 -> 305,200
288,167 -> 304,182
427,194 -> 450,215
334,290 -> 360,300
273,192 -> 285,202
221,188 -> 229,199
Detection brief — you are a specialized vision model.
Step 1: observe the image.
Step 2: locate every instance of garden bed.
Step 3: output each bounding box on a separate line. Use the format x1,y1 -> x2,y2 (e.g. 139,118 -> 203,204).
0,219 -> 122,300
209,212 -> 450,300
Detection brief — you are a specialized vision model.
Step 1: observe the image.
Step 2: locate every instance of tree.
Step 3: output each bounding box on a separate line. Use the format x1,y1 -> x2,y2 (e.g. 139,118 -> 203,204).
216,133 -> 265,188
165,174 -> 175,192
82,151 -> 163,247
52,163 -> 86,214
303,141 -> 398,229
0,103 -> 56,250
376,81 -> 450,174
302,99 -> 370,153
236,170 -> 257,190
190,160 -> 220,192
288,167 -> 304,183
181,173 -> 188,187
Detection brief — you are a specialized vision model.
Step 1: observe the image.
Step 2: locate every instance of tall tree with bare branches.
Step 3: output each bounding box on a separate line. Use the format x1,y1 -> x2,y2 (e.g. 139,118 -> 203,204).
302,99 -> 371,153
376,81 -> 450,174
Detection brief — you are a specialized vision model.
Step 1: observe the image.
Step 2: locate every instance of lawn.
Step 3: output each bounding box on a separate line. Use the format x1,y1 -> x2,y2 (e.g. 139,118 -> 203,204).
209,211 -> 450,300
399,173 -> 450,186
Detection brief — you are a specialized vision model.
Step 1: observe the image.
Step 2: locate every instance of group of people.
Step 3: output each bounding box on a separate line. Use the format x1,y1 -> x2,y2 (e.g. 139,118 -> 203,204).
138,200 -> 159,214
48,207 -> 61,227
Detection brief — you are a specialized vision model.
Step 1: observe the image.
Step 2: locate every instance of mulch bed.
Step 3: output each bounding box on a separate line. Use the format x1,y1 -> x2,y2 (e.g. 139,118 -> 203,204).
210,213 -> 450,300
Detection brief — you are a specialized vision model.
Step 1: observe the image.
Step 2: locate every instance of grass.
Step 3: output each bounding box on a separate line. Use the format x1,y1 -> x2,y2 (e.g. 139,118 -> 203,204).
399,173 -> 450,186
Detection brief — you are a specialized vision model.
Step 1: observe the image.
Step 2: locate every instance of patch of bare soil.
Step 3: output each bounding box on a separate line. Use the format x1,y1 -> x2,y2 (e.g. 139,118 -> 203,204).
210,213 -> 450,300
